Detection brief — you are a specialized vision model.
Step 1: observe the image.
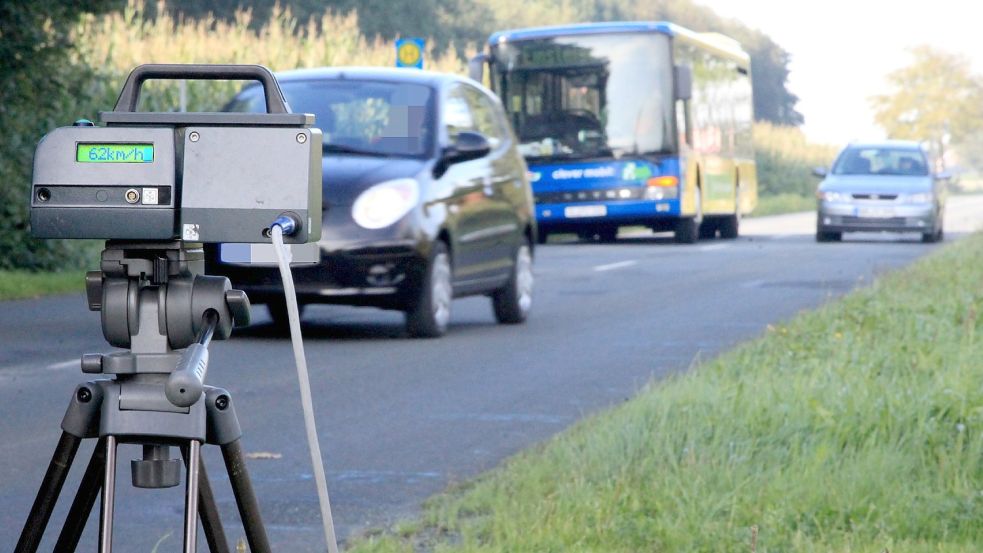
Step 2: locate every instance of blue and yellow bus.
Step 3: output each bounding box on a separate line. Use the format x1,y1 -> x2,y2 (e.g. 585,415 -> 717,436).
470,22 -> 756,243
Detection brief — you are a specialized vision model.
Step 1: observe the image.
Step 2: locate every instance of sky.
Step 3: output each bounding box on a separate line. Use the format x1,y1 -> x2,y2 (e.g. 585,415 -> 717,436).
696,0 -> 983,145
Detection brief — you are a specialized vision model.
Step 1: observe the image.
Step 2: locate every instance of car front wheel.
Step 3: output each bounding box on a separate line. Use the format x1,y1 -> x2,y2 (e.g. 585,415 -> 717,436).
922,228 -> 943,243
406,241 -> 452,338
492,241 -> 534,324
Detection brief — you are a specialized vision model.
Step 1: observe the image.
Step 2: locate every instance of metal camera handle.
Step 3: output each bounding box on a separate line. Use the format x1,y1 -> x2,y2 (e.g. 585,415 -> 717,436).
112,63 -> 290,114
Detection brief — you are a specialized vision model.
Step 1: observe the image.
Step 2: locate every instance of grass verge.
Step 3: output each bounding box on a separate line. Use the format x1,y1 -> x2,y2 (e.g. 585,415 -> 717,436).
349,233 -> 983,552
750,193 -> 816,217
0,271 -> 86,301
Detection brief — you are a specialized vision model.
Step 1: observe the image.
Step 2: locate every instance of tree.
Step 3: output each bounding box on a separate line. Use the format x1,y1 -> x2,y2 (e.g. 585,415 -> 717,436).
0,1 -> 124,269
870,45 -> 983,168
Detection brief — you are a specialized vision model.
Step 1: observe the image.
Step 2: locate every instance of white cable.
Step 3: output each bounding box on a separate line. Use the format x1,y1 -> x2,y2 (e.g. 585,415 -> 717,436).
271,225 -> 339,553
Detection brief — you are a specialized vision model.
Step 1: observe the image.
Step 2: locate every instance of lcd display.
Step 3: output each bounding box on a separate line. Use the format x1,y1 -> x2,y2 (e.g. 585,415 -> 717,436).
77,143 -> 154,163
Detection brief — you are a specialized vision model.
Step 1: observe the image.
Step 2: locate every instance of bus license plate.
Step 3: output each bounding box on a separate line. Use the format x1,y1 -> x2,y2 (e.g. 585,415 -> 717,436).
565,205 -> 607,218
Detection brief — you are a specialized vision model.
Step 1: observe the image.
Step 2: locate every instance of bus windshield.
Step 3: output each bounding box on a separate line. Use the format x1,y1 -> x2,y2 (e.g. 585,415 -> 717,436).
491,32 -> 674,161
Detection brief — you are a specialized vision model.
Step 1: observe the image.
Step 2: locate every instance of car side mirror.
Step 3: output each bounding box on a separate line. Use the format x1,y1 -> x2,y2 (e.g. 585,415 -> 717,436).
812,166 -> 828,178
434,131 -> 492,178
444,131 -> 491,165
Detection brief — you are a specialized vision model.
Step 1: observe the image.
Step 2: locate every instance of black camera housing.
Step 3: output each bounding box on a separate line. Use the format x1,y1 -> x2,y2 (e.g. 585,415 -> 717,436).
30,64 -> 322,244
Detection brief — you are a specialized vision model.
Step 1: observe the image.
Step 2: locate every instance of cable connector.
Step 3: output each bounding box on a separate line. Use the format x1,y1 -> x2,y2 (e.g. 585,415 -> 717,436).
271,213 -> 300,236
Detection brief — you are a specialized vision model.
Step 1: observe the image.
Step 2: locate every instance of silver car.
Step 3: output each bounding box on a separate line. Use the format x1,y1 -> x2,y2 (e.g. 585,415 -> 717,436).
814,140 -> 946,243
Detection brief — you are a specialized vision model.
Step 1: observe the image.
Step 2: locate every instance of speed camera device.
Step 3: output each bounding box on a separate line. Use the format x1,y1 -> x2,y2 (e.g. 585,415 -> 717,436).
16,65 -> 341,553
30,64 -> 321,244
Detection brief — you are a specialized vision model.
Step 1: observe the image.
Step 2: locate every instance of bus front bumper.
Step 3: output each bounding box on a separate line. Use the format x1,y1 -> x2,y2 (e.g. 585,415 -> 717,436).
536,199 -> 680,226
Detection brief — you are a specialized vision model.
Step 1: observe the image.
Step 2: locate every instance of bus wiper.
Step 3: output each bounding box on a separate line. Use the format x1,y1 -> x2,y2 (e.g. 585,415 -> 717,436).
323,143 -> 388,157
614,147 -> 671,158
637,149 -> 672,156
527,150 -> 612,162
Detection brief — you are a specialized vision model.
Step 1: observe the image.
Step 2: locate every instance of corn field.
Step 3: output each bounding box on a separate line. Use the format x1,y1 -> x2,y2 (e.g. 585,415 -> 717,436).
70,1 -> 469,113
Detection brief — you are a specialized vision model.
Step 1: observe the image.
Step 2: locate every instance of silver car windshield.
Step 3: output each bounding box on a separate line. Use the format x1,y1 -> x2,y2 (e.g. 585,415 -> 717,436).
832,147 -> 929,176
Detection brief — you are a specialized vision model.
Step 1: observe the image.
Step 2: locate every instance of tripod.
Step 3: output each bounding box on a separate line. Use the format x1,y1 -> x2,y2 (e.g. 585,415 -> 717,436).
15,241 -> 270,553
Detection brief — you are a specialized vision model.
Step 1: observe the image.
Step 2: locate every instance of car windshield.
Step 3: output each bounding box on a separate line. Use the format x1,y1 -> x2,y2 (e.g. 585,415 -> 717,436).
225,78 -> 434,157
831,147 -> 929,176
490,32 -> 674,161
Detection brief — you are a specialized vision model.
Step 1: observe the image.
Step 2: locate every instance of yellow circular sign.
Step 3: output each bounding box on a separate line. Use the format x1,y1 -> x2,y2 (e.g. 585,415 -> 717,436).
397,41 -> 422,66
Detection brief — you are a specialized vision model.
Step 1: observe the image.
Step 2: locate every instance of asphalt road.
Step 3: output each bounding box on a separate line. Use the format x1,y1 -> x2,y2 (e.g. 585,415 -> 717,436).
2,195 -> 982,551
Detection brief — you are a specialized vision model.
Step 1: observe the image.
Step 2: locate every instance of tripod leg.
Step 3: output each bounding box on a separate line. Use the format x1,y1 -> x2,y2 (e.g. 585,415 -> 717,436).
15,431 -> 82,553
221,439 -> 272,553
184,440 -> 202,553
181,447 -> 231,553
53,438 -> 107,551
99,435 -> 118,553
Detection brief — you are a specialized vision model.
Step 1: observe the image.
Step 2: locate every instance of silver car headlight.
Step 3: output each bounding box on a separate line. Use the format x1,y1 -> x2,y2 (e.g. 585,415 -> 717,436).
817,190 -> 851,202
904,192 -> 933,204
351,178 -> 420,229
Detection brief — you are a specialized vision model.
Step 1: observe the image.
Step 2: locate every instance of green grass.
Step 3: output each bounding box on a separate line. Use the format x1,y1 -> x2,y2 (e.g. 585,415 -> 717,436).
0,270 -> 86,301
348,233 -> 983,552
750,193 -> 816,217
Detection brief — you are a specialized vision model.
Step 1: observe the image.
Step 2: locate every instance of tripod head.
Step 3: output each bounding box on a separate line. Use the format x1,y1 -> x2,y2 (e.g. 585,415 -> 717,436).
82,240 -> 250,398
84,241 -> 248,362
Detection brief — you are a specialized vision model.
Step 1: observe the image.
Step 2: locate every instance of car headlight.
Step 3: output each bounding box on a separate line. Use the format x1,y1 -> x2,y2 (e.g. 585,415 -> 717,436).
905,192 -> 933,204
817,190 -> 851,202
351,178 -> 420,229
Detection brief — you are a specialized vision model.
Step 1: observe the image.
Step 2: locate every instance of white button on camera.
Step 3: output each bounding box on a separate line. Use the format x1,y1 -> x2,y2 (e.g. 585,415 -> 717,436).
182,223 -> 200,241
142,187 -> 159,205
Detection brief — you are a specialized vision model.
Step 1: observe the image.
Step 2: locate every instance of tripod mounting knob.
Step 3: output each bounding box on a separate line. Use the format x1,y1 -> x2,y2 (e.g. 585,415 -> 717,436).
225,289 -> 251,327
163,274 -> 235,349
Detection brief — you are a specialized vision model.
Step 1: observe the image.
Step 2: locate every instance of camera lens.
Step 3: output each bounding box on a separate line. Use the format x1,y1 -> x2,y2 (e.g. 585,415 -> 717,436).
36,188 -> 51,202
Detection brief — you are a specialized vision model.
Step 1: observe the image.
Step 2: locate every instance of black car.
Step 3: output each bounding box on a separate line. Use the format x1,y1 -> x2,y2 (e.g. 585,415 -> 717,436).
206,68 -> 536,337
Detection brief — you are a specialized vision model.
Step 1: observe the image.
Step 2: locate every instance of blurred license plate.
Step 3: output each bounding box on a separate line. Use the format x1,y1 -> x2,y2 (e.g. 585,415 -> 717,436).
565,205 -> 607,218
857,207 -> 895,218
220,242 -> 320,265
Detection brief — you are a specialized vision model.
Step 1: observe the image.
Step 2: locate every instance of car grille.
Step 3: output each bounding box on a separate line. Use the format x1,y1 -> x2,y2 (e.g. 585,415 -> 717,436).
840,216 -> 907,226
851,193 -> 898,200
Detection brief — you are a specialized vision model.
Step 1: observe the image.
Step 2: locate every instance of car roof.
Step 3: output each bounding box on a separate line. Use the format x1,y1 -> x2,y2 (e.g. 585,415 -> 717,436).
270,66 -> 463,87
844,140 -> 926,151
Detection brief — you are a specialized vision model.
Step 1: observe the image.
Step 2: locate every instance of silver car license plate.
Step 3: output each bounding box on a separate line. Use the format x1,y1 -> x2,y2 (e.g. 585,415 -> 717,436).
856,207 -> 895,218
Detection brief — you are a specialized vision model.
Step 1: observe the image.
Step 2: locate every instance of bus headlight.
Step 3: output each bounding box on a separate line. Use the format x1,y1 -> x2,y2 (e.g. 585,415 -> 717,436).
644,187 -> 678,200
352,178 -> 420,229
644,176 -> 679,200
